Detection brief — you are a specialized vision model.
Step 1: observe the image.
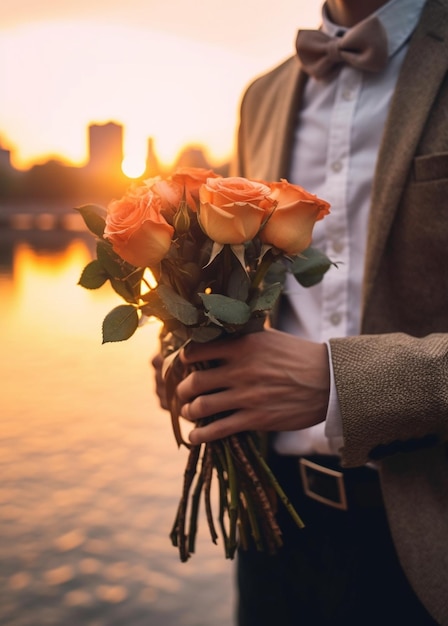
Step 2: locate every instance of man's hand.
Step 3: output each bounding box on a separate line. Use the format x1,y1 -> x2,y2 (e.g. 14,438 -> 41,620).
176,328 -> 330,445
151,352 -> 169,410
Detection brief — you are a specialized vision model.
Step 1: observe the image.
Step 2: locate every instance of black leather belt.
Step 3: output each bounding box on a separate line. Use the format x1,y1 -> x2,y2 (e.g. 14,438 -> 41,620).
297,455 -> 383,511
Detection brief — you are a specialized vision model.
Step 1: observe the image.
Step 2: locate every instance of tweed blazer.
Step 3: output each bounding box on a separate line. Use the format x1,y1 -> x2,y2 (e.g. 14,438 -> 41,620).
233,0 -> 448,622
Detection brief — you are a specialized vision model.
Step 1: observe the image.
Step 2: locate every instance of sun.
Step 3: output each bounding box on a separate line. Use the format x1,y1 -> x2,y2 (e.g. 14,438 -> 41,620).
121,155 -> 146,179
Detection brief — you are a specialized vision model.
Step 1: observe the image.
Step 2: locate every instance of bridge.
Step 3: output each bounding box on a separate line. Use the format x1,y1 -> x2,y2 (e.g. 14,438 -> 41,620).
0,201 -> 101,232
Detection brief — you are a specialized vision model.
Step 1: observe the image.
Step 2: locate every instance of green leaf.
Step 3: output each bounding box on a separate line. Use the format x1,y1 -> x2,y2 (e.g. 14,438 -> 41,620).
141,289 -> 174,322
157,284 -> 199,326
109,277 -> 136,303
251,282 -> 282,312
190,325 -> 224,343
78,260 -> 108,289
199,293 -> 251,325
227,264 -> 250,301
97,239 -> 131,278
102,305 -> 139,343
76,204 -> 107,237
95,241 -> 143,303
264,260 -> 286,286
290,246 -> 333,288
126,268 -> 145,300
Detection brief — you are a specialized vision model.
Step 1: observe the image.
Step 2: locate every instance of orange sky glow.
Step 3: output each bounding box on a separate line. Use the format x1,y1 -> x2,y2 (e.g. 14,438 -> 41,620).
1,1 -> 321,173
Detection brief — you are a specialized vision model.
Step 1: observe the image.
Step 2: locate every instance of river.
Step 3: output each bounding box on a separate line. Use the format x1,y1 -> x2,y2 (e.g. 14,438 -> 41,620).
0,224 -> 235,626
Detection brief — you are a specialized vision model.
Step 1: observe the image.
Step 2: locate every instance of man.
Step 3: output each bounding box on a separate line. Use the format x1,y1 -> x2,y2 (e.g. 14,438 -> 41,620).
153,0 -> 448,623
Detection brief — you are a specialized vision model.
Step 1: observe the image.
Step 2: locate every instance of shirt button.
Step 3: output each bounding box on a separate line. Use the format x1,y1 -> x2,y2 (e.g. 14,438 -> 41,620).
342,88 -> 353,101
332,240 -> 344,254
331,160 -> 343,173
330,312 -> 342,326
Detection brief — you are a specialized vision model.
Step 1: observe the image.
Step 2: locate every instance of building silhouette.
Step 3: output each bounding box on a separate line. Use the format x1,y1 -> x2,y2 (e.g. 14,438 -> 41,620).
0,145 -> 12,171
173,146 -> 210,170
145,137 -> 161,178
0,122 -> 229,206
87,122 -> 123,177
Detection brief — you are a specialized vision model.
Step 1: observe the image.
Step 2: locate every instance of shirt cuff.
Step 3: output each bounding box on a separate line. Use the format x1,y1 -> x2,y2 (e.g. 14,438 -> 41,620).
324,340 -> 344,441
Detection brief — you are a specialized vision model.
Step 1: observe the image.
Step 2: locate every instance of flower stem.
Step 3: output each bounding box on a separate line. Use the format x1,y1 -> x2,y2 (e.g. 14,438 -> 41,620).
204,444 -> 218,544
224,439 -> 239,557
169,507 -> 180,547
236,502 -> 250,552
187,451 -> 205,555
250,248 -> 277,291
229,435 -> 282,542
214,443 -> 232,558
247,435 -> 305,530
241,484 -> 264,552
175,443 -> 201,561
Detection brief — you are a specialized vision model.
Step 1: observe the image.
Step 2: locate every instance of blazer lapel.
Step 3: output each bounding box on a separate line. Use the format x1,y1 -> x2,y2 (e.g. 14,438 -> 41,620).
362,0 -> 448,313
276,70 -> 308,180
256,63 -> 306,181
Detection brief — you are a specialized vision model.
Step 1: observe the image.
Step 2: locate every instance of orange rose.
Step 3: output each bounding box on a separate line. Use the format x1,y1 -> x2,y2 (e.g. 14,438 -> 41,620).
198,176 -> 272,244
172,167 -> 221,211
104,185 -> 174,267
260,179 -> 330,255
147,177 -> 184,224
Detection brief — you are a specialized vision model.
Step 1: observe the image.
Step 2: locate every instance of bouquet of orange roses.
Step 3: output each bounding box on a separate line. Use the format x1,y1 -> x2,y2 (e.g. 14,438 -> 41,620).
77,167 -> 331,561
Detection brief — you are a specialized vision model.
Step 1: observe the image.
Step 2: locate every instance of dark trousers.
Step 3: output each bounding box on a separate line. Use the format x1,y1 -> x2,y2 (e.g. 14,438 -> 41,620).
237,453 -> 436,626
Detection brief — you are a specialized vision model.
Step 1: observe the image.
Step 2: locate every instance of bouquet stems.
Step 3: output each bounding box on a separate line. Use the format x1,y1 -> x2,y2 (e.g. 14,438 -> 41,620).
169,428 -> 305,562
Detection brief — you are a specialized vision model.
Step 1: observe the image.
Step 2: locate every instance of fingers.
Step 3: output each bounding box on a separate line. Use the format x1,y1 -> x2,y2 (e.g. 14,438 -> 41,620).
176,366 -> 229,406
181,386 -> 239,424
152,331 -> 330,440
188,411 -> 252,444
151,353 -> 163,369
150,352 -> 169,410
180,338 -> 234,366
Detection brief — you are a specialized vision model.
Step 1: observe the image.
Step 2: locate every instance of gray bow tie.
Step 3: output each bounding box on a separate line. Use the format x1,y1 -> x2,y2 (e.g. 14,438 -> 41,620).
296,16 -> 388,79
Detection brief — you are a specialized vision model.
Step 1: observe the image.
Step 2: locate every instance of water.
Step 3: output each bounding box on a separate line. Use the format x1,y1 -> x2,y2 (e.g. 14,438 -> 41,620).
0,225 -> 235,626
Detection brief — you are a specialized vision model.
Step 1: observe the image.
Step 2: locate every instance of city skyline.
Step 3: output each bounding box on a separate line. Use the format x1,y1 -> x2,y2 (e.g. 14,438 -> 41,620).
0,120 -> 226,179
0,120 -> 230,216
1,2 -> 321,172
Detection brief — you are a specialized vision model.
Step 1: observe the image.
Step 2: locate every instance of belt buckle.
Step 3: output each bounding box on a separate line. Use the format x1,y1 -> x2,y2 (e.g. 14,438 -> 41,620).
299,458 -> 348,511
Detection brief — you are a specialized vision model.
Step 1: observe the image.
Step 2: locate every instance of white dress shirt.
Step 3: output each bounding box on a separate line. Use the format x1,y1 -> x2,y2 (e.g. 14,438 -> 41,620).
274,0 -> 427,456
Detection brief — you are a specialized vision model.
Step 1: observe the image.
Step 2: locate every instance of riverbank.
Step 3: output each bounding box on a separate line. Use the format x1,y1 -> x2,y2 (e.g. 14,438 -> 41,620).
0,229 -> 235,626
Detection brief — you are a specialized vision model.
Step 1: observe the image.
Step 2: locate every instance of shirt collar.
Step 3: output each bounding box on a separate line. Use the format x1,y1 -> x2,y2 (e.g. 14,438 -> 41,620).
321,0 -> 427,59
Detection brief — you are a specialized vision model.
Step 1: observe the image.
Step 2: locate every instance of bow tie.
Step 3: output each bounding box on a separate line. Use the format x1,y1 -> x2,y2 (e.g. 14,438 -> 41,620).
296,16 -> 388,79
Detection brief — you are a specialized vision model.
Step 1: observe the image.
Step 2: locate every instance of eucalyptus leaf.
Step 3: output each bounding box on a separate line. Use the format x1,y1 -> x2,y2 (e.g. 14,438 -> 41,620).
102,305 -> 139,343
76,204 -> 107,237
251,282 -> 282,312
290,246 -> 333,288
199,293 -> 251,325
157,284 -> 199,326
264,260 -> 286,286
201,312 -> 224,328
190,325 -> 224,343
227,264 -> 250,301
78,260 -> 108,289
141,289 -> 174,322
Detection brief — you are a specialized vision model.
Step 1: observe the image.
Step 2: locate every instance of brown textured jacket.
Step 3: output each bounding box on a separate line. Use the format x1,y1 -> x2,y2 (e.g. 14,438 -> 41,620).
233,0 -> 448,622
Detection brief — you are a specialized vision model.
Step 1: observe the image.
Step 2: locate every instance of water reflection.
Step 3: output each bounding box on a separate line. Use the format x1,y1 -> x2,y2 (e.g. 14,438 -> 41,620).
0,229 -> 235,626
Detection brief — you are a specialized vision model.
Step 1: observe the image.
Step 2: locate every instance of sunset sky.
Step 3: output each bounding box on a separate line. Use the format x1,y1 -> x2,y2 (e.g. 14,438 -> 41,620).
1,0 -> 321,174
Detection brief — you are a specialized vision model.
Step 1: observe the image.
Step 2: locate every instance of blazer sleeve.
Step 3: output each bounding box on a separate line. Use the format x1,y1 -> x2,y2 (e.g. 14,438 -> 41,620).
329,332 -> 448,467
